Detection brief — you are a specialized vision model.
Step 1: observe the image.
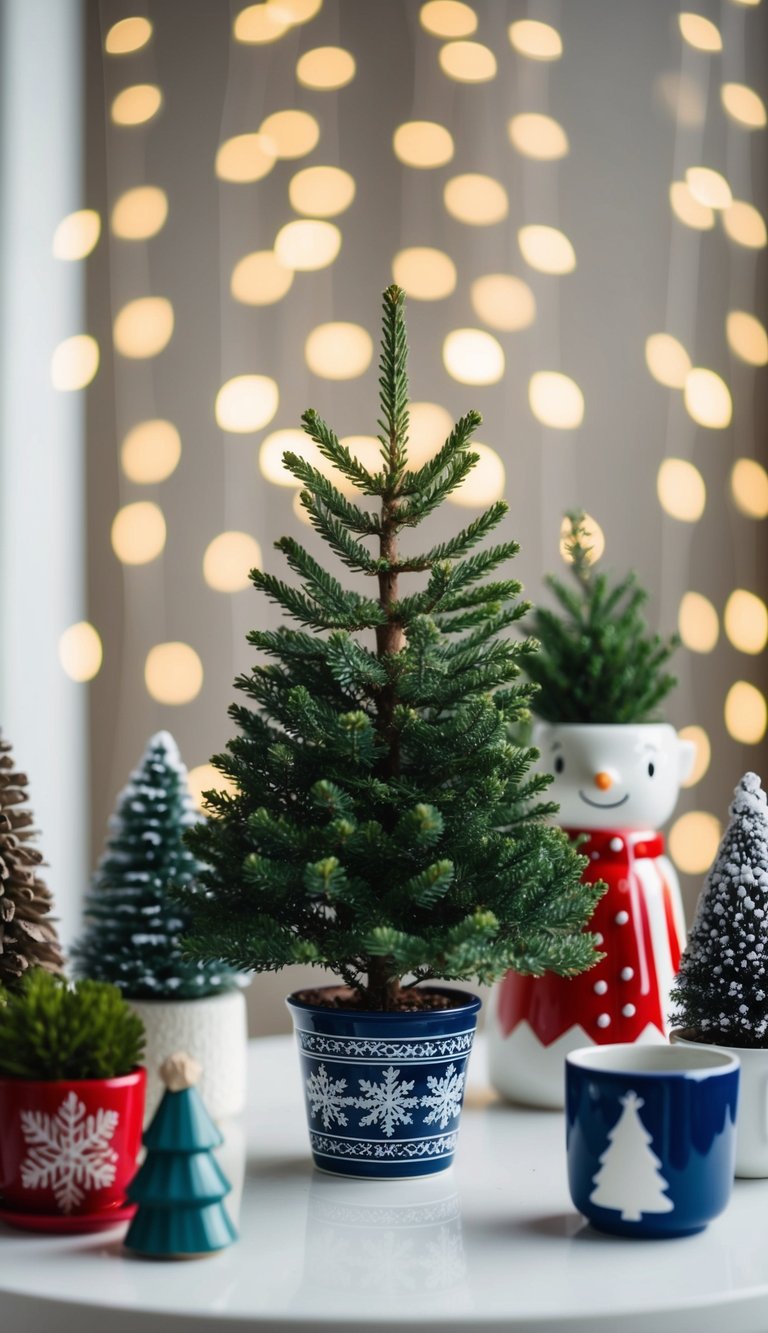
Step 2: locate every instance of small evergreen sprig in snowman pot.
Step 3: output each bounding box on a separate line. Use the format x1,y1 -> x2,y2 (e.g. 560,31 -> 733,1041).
671,773 -> 768,1177
489,514 -> 695,1108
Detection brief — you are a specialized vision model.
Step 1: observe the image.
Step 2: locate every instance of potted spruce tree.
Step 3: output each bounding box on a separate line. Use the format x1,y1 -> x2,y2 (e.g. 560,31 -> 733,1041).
177,285 -> 603,1179
488,514 -> 695,1107
671,772 -> 768,1178
73,732 -> 245,1122
0,732 -> 64,989
0,970 -> 146,1231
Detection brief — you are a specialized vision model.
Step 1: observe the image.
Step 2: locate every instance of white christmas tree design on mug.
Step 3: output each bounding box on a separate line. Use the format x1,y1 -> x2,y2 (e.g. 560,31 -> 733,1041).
590,1090 -> 674,1221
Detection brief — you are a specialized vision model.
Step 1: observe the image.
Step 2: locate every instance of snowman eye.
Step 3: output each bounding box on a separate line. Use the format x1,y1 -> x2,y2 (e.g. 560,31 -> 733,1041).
554,755 -> 565,774
647,761 -> 655,777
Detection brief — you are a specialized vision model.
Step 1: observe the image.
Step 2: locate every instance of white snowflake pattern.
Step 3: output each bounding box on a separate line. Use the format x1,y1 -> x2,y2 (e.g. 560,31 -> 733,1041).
354,1066 -> 419,1137
306,1064 -> 355,1129
420,1063 -> 465,1129
19,1092 -> 119,1213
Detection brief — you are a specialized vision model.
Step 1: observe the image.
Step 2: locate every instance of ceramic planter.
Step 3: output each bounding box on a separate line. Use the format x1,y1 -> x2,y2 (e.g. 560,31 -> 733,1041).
0,1068 -> 146,1232
670,1030 -> 767,1178
488,721 -> 694,1109
129,989 -> 247,1123
287,988 -> 481,1179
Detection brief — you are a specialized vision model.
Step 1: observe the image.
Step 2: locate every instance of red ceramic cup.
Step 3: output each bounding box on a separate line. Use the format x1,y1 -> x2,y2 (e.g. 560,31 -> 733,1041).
0,1069 -> 146,1220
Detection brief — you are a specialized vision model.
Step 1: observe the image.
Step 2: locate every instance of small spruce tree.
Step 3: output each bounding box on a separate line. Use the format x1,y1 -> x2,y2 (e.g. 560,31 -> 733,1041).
526,512 -> 678,724
74,732 -> 238,999
671,772 -> 768,1047
0,732 -> 63,989
180,286 -> 603,1012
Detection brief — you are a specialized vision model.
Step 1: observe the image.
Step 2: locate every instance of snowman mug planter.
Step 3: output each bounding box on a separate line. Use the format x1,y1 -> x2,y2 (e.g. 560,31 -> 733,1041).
488,722 -> 695,1108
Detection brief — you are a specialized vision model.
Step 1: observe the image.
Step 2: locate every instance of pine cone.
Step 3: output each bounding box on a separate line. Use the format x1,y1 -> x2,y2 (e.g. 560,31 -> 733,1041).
0,734 -> 64,988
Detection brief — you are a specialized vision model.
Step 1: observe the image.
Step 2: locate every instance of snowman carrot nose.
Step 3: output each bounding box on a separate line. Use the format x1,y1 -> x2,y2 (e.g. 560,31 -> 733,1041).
594,771 -> 613,790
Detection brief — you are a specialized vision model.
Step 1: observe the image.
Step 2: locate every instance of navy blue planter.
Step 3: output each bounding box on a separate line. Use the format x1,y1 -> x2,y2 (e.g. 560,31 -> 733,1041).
287,988 -> 481,1179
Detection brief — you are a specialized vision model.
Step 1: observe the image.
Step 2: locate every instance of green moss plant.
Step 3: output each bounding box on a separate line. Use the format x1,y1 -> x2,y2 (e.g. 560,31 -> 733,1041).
0,970 -> 145,1080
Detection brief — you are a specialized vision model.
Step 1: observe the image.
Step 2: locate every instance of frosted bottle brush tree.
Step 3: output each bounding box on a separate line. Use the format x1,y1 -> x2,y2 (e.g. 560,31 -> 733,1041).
181,286 -> 603,1013
672,773 -> 768,1046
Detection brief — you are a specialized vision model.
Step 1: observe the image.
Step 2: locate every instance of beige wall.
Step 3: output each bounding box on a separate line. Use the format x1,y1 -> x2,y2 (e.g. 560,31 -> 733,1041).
83,0 -> 767,1034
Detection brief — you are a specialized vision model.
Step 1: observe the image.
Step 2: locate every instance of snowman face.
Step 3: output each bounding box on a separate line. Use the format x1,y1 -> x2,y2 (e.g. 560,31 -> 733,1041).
533,722 -> 695,831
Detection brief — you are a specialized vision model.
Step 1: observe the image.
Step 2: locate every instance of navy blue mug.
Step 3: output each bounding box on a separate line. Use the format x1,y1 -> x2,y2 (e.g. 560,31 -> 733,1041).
566,1043 -> 739,1238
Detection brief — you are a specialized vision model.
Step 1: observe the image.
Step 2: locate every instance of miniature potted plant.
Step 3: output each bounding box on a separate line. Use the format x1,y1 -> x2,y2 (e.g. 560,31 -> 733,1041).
0,731 -> 64,989
177,285 -> 602,1179
0,970 -> 145,1231
671,772 -> 768,1178
73,732 -> 245,1122
488,514 -> 695,1108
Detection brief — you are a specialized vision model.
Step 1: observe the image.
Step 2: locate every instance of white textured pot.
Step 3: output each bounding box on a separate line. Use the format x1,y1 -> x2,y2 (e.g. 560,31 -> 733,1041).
670,1030 -> 766,1178
130,989 -> 248,1124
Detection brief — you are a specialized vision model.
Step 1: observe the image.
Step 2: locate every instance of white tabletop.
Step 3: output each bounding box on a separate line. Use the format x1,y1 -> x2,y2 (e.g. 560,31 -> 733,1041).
3,1034 -> 768,1333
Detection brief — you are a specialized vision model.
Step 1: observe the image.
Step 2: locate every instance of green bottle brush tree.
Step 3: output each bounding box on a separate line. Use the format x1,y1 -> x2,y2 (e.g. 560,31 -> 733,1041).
74,732 -> 239,1000
179,286 -> 603,1012
526,512 -> 679,724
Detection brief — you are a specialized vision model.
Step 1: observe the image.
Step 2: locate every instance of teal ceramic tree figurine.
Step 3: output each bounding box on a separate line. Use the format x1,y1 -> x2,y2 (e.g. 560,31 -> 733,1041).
125,1052 -> 237,1258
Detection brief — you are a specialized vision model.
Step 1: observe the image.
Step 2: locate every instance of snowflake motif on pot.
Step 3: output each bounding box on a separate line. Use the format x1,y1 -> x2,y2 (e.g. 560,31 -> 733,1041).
19,1092 -> 119,1213
306,1064 -> 355,1129
354,1066 -> 419,1137
420,1063 -> 465,1129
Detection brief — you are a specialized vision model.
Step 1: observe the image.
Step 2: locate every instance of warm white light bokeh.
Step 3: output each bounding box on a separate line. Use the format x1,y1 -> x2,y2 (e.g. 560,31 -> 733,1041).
683,368 -> 732,429
678,725 -> 711,788
215,375 -> 279,433
296,46 -> 356,90
111,501 -> 167,565
470,274 -> 536,331
111,84 -> 163,127
645,333 -> 691,388
448,443 -> 506,507
392,247 -> 457,300
444,174 -> 508,225
724,590 -> 768,655
289,165 -> 356,216
111,186 -> 168,240
53,209 -> 101,260
121,420 -> 182,485
305,322 -> 374,380
442,329 -> 505,385
144,642 -> 204,706
58,622 -> 103,683
678,591 -> 719,653
731,459 -> 768,518
51,335 -> 99,390
105,16 -> 153,55
518,224 -> 576,273
113,297 -> 174,359
529,372 -> 584,429
203,532 -> 263,593
393,121 -> 454,168
725,681 -> 767,744
274,219 -> 341,270
656,458 -> 706,522
231,250 -> 294,304
669,811 -> 721,875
